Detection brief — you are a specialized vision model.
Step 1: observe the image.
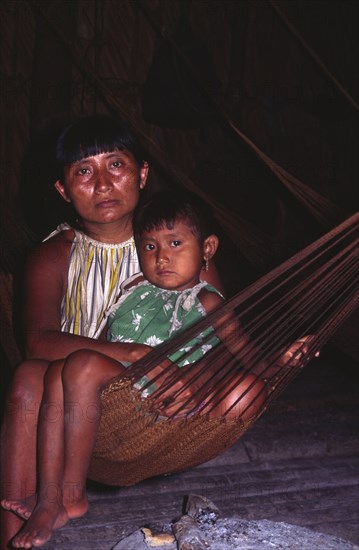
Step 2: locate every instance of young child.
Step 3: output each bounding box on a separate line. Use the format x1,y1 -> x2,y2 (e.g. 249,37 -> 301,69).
9,191 -> 264,549
108,190 -> 266,418
107,190 -> 230,398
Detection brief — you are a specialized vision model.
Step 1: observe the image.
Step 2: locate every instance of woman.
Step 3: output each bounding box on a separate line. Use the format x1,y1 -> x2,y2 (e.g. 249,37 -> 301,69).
0,116 -> 222,549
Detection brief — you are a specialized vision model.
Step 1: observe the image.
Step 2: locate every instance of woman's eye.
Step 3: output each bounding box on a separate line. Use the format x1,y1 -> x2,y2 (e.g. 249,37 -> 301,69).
171,240 -> 181,247
76,167 -> 91,176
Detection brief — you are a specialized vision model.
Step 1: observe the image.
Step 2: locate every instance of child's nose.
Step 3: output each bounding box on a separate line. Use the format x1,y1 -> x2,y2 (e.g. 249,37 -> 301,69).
156,249 -> 169,264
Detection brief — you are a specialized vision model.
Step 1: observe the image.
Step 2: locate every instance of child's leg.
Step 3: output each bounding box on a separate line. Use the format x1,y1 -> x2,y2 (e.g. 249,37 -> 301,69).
208,373 -> 266,422
0,359 -> 49,549
12,350 -> 125,549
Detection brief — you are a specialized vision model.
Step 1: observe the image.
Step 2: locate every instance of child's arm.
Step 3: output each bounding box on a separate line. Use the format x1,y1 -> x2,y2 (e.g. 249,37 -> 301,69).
199,289 -> 314,378
199,289 -> 249,356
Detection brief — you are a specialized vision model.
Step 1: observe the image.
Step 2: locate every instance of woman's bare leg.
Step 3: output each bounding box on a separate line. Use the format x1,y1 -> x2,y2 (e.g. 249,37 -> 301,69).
61,351 -> 126,515
11,358 -> 70,548
12,350 -> 125,548
0,360 -> 48,550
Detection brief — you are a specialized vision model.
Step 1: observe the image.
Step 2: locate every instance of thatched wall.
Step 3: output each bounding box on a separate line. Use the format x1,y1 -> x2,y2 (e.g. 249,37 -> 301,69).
0,0 -> 358,368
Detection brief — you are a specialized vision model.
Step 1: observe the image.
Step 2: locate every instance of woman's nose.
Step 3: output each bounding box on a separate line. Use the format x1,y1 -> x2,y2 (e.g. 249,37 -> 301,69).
94,173 -> 112,193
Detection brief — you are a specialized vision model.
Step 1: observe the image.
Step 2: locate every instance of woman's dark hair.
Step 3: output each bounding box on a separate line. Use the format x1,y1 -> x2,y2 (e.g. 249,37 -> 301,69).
133,190 -> 216,244
56,115 -> 146,176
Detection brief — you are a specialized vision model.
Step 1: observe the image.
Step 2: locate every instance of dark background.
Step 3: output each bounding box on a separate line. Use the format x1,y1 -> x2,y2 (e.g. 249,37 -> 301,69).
0,3 -> 358,544
0,0 -> 358,371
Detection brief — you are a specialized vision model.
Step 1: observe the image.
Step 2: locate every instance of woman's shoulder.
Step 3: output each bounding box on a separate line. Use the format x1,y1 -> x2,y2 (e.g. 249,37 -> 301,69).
41,221 -> 73,241
45,227 -> 75,245
27,226 -> 75,269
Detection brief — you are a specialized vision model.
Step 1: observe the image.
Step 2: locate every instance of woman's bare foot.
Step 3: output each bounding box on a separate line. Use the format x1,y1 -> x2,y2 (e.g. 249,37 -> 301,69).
64,494 -> 89,519
1,495 -> 36,520
11,502 -> 69,548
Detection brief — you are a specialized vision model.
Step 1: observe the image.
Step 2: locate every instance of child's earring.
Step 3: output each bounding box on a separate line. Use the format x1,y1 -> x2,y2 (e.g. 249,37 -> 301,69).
203,258 -> 209,272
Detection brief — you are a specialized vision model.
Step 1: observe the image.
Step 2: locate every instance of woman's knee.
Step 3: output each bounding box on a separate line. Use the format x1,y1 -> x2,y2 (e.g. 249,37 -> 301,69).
3,360 -> 48,420
62,349 -> 104,385
62,350 -> 122,390
42,358 -> 65,385
7,360 -> 48,403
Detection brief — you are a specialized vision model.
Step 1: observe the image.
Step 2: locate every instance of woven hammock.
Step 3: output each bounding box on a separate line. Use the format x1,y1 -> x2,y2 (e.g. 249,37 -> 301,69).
88,213 -> 358,486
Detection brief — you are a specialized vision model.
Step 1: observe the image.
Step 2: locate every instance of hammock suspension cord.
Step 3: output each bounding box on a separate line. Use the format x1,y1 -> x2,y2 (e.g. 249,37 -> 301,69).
120,212 -> 358,420
89,213 -> 357,487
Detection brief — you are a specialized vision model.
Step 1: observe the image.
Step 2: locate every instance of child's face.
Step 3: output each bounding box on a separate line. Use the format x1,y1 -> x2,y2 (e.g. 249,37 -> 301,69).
54,150 -> 148,231
138,220 -> 206,291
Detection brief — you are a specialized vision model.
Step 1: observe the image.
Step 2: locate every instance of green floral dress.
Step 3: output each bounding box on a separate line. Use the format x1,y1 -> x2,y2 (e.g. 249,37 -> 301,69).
107,277 -> 223,395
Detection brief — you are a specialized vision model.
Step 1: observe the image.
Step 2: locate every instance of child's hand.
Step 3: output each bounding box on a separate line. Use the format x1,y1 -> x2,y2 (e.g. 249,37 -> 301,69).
278,335 -> 319,368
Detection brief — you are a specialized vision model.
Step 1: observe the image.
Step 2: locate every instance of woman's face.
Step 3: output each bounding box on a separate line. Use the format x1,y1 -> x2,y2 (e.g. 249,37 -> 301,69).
54,149 -> 148,232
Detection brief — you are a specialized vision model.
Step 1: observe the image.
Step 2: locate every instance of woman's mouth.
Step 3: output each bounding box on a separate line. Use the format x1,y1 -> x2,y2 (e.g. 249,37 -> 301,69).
96,200 -> 119,208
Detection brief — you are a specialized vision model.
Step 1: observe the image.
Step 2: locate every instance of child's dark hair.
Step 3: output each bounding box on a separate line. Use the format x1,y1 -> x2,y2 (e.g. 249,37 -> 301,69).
133,190 -> 216,244
56,115 -> 146,177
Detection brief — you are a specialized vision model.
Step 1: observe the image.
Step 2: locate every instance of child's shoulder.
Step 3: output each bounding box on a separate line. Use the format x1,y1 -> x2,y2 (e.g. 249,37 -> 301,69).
122,273 -> 145,292
106,273 -> 146,321
198,283 -> 224,313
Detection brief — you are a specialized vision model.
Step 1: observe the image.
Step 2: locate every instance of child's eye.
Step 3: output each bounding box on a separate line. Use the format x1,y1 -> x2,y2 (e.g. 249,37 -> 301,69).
111,160 -> 122,168
144,243 -> 155,251
171,240 -> 181,247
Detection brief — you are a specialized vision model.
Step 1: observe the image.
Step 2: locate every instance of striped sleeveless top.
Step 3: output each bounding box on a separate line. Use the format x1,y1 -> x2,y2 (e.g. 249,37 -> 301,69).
44,224 -> 140,339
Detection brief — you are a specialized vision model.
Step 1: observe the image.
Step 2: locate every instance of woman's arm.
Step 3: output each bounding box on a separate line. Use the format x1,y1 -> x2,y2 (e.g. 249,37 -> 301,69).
23,234 -> 150,363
